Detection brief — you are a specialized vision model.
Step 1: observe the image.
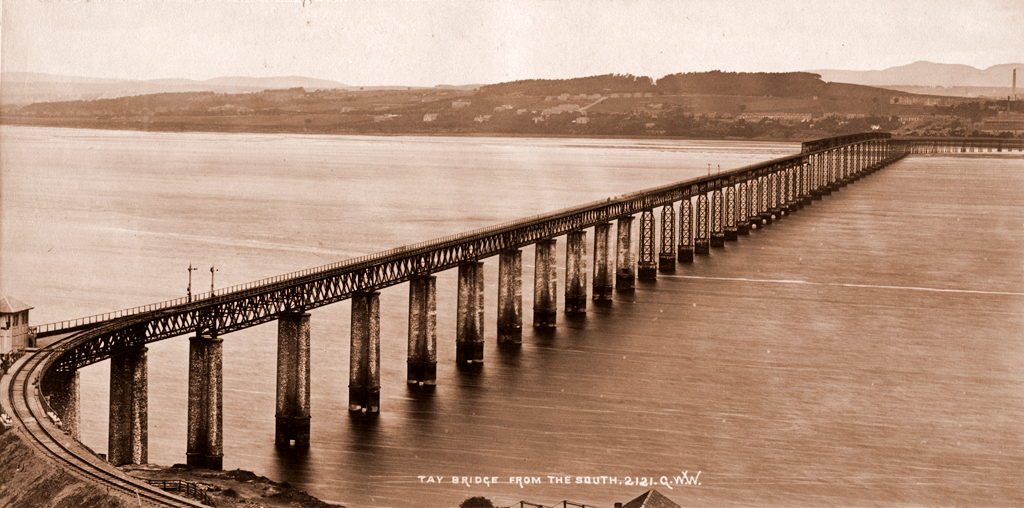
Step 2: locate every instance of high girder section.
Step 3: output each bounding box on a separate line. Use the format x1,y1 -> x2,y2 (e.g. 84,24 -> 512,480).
43,133 -> 895,373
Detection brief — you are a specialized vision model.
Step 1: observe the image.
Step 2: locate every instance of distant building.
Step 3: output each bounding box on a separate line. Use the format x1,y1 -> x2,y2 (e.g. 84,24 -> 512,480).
574,117 -> 589,124
452,100 -> 471,109
474,115 -> 492,122
891,96 -> 951,107
517,109 -> 528,115
541,104 -> 582,117
737,112 -> 812,124
981,112 -> 1024,132
423,114 -> 439,122
620,489 -> 680,508
1,296 -> 34,353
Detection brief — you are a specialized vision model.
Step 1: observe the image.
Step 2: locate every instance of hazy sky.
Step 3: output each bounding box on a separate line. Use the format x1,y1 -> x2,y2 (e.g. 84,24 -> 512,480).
2,0 -> 1021,86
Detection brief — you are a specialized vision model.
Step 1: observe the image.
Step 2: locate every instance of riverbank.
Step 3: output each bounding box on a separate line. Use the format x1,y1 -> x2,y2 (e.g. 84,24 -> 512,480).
0,115 -> 829,142
121,464 -> 344,508
0,429 -> 130,508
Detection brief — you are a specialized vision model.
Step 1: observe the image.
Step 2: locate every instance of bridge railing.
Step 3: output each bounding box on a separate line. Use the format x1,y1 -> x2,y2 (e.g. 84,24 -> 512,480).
33,207 -> 618,337
34,132 -> 892,338
889,136 -> 1024,153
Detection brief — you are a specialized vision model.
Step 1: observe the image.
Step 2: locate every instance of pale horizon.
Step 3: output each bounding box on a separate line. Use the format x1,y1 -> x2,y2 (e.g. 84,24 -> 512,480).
3,60 -> 1023,88
2,0 -> 1022,87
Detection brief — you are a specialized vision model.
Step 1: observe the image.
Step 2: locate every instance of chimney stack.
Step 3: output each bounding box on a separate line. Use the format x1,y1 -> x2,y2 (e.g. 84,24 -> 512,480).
1013,69 -> 1017,100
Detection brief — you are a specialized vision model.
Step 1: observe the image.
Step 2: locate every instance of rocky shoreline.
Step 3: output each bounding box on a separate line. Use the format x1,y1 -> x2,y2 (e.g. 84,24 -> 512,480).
121,464 -> 345,508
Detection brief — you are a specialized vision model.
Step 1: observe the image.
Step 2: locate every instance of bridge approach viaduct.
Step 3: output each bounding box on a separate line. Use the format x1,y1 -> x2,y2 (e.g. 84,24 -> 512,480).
3,133 -> 1021,506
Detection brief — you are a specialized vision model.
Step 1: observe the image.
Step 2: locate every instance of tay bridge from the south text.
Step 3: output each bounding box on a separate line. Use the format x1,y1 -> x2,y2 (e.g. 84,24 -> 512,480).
2,133 -> 1022,507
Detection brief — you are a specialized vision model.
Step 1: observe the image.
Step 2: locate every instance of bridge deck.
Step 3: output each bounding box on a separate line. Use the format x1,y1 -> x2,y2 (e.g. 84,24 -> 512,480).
40,133 -> 898,372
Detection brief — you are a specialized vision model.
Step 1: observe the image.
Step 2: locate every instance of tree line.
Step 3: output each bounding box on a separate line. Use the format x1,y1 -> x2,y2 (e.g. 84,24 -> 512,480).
478,71 -> 828,98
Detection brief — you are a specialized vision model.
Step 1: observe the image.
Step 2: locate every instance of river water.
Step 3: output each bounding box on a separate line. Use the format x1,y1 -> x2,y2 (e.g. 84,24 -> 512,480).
2,126 -> 1022,508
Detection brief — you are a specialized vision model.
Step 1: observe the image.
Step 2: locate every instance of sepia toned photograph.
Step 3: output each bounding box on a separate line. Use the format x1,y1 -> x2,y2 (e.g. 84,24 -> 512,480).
1,1 -> 1022,507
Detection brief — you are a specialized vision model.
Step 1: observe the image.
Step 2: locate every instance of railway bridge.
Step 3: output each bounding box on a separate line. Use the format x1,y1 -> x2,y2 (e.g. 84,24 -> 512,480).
3,132 -> 1019,506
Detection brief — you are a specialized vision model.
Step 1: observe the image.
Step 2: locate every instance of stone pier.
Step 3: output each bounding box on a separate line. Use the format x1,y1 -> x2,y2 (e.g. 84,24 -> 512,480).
456,262 -> 485,366
615,216 -> 635,290
350,292 -> 381,413
564,231 -> 587,314
497,252 -> 523,344
41,368 -> 81,442
276,312 -> 310,446
592,223 -> 613,300
408,275 -> 438,383
187,334 -> 223,469
109,346 -> 148,466
533,240 -> 558,327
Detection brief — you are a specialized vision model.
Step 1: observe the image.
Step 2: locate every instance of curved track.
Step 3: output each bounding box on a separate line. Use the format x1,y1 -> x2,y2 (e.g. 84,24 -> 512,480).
2,346 -> 208,508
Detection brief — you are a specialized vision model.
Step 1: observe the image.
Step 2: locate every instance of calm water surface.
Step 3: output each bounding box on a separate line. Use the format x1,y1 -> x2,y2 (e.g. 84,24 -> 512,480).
2,126 -> 1022,507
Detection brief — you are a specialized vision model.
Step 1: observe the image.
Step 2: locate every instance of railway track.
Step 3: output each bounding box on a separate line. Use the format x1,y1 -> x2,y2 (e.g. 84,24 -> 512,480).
2,347 -> 209,508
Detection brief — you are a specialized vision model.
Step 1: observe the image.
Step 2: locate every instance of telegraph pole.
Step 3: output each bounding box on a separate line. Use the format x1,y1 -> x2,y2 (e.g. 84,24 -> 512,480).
187,264 -> 199,302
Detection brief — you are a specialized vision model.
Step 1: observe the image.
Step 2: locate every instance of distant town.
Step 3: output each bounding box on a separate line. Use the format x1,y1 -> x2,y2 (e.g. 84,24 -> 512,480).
3,71 -> 1022,140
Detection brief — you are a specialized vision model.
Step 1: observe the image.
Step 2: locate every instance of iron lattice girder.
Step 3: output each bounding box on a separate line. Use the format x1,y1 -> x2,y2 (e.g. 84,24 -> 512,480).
660,205 -> 676,253
639,210 -> 656,263
888,137 -> 1024,153
53,133 -> 896,371
679,199 -> 693,247
711,190 -> 724,233
725,187 -> 736,226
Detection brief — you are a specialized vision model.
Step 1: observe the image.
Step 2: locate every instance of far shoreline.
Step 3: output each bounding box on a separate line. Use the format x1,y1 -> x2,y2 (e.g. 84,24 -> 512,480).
0,117 -> 830,144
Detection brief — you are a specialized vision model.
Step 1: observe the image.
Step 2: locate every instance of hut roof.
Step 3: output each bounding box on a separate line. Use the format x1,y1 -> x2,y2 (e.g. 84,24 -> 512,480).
621,489 -> 680,508
0,296 -> 33,314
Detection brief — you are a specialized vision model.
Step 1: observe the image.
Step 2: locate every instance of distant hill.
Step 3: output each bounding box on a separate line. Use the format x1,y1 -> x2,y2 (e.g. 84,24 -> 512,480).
200,76 -> 350,89
807,61 -> 1023,88
0,73 -> 351,105
480,71 -> 904,102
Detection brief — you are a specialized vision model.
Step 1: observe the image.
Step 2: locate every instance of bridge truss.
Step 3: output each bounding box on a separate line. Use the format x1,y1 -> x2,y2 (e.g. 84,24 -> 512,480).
44,133 -> 902,373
